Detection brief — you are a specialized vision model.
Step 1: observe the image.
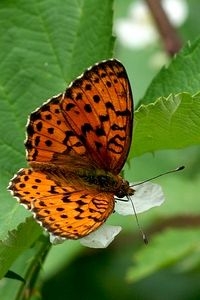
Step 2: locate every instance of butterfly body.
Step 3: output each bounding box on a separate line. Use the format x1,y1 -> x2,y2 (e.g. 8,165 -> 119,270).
9,59 -> 134,239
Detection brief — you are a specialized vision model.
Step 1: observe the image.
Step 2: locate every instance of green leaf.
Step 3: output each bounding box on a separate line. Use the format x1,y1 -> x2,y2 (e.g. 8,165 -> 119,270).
142,38 -> 200,103
0,0 -> 114,282
127,228 -> 200,282
0,218 -> 42,279
131,92 -> 200,158
0,234 -> 51,300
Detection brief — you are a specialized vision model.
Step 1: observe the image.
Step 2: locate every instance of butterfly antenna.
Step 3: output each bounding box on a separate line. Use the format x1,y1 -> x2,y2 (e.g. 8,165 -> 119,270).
129,196 -> 148,245
132,166 -> 185,187
129,165 -> 185,244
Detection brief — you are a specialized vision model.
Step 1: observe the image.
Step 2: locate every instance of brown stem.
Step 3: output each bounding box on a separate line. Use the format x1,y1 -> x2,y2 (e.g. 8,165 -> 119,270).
149,215 -> 200,234
145,0 -> 182,56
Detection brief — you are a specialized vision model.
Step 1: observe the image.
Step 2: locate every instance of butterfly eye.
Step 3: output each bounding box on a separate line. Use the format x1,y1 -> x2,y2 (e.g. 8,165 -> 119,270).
115,190 -> 127,199
115,180 -> 134,199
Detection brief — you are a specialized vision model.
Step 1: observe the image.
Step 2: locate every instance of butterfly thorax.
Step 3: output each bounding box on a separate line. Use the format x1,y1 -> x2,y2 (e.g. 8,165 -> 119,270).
76,168 -> 135,198
32,161 -> 134,199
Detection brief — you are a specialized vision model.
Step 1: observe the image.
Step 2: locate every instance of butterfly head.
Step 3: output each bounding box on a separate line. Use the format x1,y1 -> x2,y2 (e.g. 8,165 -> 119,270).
115,177 -> 135,199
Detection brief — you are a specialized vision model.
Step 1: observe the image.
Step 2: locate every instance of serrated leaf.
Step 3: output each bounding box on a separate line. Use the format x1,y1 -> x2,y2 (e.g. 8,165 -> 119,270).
142,38 -> 200,103
0,0 -> 114,187
0,0 -> 114,236
127,228 -> 200,282
131,92 -> 200,157
0,0 -> 114,282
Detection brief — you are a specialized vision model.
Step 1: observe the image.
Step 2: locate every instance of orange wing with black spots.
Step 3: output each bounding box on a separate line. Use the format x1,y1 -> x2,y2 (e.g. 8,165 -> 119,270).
9,168 -> 114,239
25,94 -> 89,168
61,60 -> 133,173
25,60 -> 133,173
8,59 -> 134,239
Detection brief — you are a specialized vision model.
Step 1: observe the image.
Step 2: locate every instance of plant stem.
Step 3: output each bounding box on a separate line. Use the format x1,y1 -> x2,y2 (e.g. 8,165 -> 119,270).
16,236 -> 51,300
145,0 -> 182,55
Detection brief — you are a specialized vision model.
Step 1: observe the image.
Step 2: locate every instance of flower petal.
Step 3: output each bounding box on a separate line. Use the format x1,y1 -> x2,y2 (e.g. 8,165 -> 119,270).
49,225 -> 121,248
79,225 -> 122,248
115,182 -> 165,215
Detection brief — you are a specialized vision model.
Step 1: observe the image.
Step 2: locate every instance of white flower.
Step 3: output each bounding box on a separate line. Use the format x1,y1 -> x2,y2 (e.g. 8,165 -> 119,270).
115,1 -> 157,49
162,0 -> 188,26
114,0 -> 188,49
79,225 -> 122,248
50,182 -> 165,248
114,182 -> 164,215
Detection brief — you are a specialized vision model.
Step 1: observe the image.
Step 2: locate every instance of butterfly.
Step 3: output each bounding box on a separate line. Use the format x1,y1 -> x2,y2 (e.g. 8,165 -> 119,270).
8,59 -> 134,240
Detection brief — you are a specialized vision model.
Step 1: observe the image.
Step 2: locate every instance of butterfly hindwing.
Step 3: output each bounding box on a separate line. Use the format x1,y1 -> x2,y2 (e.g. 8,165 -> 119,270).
9,168 -> 115,239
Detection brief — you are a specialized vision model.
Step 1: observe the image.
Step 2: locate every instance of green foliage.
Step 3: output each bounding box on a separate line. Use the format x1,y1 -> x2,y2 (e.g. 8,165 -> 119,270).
132,92 -> 200,157
0,0 -> 200,299
127,228 -> 200,282
142,37 -> 200,103
0,218 -> 42,278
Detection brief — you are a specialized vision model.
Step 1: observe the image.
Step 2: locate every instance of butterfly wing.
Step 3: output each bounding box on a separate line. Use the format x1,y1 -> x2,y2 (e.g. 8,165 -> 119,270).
61,59 -> 133,174
25,94 -> 91,169
25,59 -> 133,174
9,60 -> 133,239
8,169 -> 115,239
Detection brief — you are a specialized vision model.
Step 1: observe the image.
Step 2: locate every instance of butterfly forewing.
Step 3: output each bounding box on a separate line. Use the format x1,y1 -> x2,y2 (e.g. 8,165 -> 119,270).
61,59 -> 133,173
25,95 -> 88,165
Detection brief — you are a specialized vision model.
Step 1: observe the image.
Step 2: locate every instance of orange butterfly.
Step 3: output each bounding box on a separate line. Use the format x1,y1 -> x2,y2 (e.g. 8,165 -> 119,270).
8,59 -> 134,240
